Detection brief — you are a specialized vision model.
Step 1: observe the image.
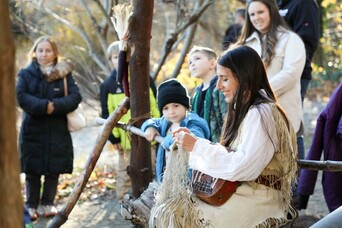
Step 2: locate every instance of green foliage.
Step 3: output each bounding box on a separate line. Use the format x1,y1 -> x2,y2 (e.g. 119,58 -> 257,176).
310,65 -> 342,98
312,0 -> 341,92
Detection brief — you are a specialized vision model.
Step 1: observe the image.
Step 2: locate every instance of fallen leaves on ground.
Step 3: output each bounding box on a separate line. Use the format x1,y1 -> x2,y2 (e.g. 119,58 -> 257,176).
20,166 -> 118,205
56,166 -> 117,204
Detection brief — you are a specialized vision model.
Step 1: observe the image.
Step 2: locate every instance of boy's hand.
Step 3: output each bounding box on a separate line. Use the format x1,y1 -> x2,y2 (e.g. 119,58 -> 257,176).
144,127 -> 159,142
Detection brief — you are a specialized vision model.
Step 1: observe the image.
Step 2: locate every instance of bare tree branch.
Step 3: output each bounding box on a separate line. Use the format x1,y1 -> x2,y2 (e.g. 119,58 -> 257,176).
11,13 -> 46,38
79,0 -> 109,52
151,0 -> 213,80
39,4 -> 109,73
198,19 -> 224,44
176,0 -> 187,27
78,0 -> 113,71
48,98 -> 130,228
170,24 -> 197,78
173,0 -> 213,36
93,0 -> 118,38
170,0 -> 203,78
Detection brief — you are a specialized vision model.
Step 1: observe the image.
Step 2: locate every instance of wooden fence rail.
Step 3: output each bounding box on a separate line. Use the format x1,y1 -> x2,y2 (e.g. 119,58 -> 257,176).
298,159 -> 342,172
102,120 -> 342,172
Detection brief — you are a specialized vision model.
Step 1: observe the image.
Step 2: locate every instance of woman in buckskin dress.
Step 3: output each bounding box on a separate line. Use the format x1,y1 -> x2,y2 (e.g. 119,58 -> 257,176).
170,46 -> 298,227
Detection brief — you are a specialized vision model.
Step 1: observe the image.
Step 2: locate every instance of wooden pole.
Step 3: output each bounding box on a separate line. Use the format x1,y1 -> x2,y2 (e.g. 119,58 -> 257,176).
97,120 -> 342,173
96,119 -> 342,173
96,118 -> 163,144
48,97 -> 130,228
298,159 -> 342,172
0,1 -> 22,227
129,0 -> 155,198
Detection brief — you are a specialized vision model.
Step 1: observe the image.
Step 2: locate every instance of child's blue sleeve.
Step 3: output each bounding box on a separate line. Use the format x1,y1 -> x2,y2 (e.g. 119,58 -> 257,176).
187,119 -> 210,139
141,118 -> 162,132
162,134 -> 174,151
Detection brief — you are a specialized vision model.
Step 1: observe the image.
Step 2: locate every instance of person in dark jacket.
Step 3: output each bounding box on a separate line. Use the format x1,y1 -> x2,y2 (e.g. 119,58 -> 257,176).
100,41 -> 158,145
277,0 -> 320,203
298,83 -> 342,212
222,8 -> 246,50
277,0 -> 320,100
16,36 -> 82,220
278,0 -> 319,156
100,41 -> 122,145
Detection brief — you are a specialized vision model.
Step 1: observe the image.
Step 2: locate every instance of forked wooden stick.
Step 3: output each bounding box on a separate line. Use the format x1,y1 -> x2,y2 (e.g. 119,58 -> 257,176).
48,97 -> 130,228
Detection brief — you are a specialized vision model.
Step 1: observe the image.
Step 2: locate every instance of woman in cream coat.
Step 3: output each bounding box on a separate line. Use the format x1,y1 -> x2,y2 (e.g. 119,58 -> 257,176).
235,0 -> 305,134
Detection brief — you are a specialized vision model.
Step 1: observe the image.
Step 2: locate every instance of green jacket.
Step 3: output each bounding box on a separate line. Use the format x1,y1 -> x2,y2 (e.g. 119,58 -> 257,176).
192,76 -> 227,142
108,88 -> 160,150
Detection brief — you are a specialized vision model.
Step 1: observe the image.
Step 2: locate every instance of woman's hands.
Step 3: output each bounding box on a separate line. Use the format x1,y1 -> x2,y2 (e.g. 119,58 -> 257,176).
47,101 -> 54,114
173,128 -> 197,152
144,127 -> 160,142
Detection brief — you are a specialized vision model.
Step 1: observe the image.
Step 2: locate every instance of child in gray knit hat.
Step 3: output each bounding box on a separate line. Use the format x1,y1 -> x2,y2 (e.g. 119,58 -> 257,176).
141,79 -> 210,182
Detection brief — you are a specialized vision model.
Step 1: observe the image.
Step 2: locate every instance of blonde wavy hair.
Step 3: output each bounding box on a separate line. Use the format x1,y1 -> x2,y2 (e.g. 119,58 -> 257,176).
28,36 -> 59,65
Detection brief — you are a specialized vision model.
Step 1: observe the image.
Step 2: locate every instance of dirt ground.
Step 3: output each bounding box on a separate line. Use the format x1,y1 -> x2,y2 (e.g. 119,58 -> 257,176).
30,97 -> 330,228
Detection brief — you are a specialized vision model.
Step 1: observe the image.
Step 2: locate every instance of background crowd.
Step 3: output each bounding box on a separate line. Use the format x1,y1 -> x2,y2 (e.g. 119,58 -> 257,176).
16,0 -> 341,227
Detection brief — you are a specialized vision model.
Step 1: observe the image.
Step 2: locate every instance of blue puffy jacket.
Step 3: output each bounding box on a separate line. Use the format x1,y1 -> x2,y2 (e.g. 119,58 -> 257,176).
141,112 -> 210,182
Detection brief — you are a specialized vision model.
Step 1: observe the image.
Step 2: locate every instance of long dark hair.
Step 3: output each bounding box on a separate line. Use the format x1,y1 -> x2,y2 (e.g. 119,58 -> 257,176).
236,0 -> 289,67
218,46 -> 288,147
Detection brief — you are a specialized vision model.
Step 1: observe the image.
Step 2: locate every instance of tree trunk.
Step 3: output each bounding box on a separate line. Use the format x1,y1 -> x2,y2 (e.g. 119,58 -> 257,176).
121,181 -> 159,226
0,1 -> 22,227
128,0 -> 155,198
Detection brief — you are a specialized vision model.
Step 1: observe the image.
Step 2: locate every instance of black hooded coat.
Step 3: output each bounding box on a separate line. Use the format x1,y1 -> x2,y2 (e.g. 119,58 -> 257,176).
17,61 -> 82,175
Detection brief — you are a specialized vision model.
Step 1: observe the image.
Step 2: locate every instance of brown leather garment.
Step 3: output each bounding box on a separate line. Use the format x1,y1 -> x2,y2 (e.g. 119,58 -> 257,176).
255,175 -> 281,190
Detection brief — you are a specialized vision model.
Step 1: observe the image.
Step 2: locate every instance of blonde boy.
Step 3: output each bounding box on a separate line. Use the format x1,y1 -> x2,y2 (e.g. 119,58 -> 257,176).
188,46 -> 227,142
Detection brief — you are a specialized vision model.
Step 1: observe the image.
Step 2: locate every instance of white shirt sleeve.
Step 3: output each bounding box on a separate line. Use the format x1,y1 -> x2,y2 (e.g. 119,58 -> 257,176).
189,105 -> 277,181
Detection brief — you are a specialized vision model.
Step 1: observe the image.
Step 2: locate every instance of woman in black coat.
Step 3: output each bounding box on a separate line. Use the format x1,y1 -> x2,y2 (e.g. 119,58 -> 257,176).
16,36 -> 82,220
